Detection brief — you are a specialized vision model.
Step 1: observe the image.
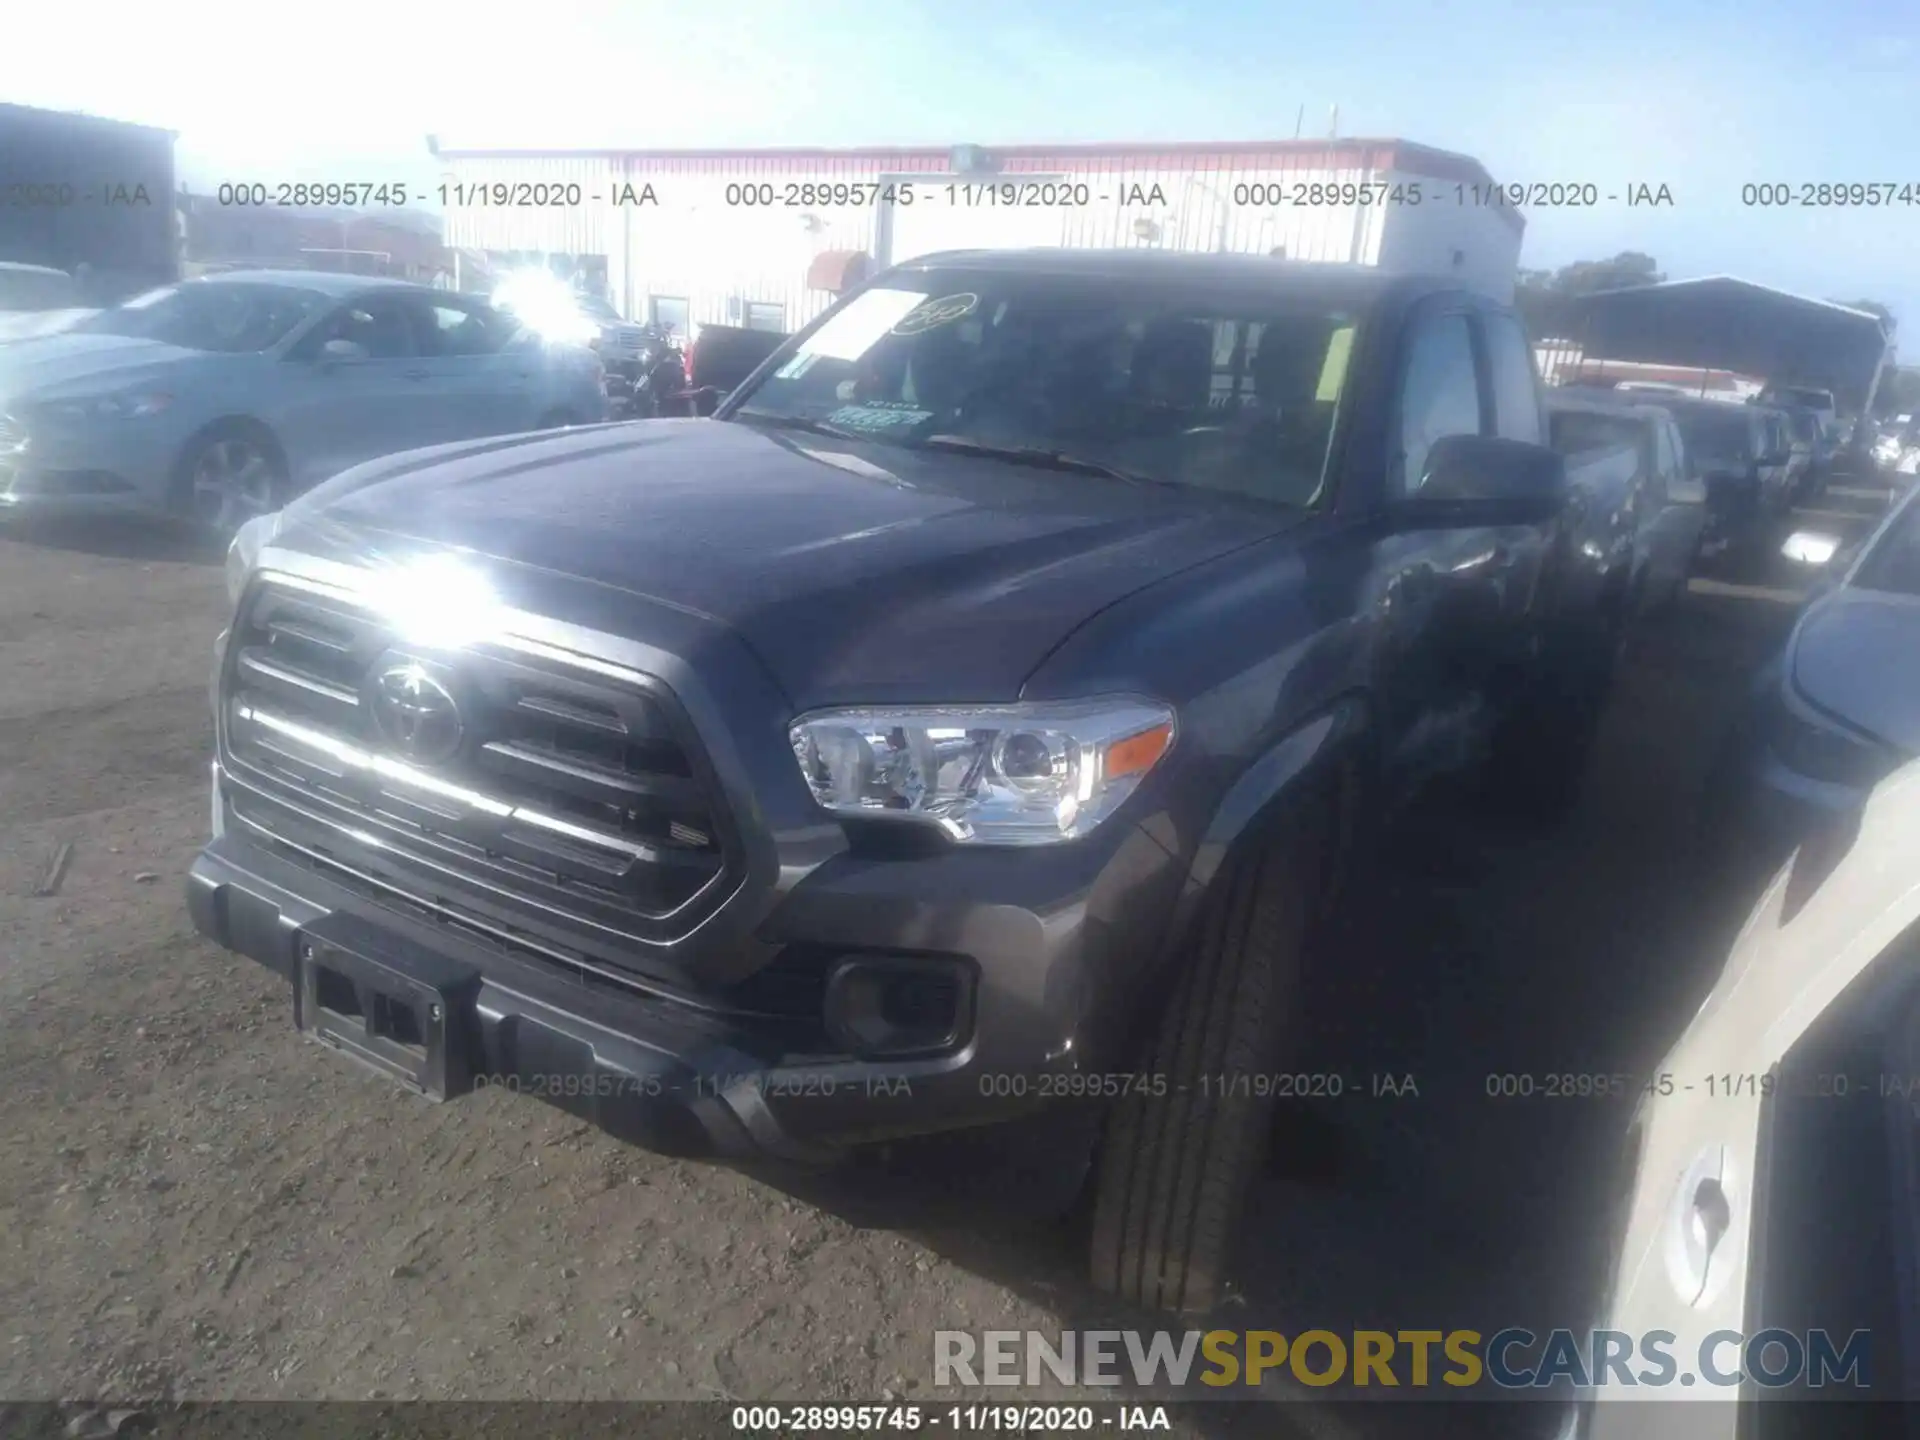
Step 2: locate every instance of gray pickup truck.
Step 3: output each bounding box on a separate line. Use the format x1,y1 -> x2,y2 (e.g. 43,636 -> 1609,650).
193,248 -> 1632,1314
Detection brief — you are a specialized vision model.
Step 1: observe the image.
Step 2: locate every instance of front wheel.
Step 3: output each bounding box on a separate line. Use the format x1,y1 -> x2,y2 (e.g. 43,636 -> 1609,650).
170,426 -> 286,538
1088,808 -> 1329,1314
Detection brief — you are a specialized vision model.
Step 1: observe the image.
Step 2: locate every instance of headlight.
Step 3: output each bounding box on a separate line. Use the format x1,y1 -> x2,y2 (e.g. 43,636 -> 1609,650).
44,391 -> 172,421
224,510 -> 282,607
789,699 -> 1175,845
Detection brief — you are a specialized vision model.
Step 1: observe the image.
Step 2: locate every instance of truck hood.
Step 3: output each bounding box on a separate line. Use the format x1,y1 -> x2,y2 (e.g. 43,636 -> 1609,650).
302,419 -> 1298,708
0,332 -> 204,402
1791,590 -> 1920,753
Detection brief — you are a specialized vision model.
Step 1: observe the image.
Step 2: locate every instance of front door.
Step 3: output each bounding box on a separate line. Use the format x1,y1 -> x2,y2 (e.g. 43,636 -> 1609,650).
402,295 -> 543,440
276,294 -> 434,485
1371,300 -> 1508,792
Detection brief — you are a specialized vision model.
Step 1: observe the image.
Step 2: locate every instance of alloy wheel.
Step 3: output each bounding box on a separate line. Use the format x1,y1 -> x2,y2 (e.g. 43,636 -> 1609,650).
189,438 -> 278,535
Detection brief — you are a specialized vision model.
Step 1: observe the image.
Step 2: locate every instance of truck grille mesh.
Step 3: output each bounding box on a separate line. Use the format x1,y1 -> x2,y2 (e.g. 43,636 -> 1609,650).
218,577 -> 739,956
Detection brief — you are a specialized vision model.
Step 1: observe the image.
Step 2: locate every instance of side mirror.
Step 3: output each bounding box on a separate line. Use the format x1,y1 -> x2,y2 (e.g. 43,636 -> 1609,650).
318,338 -> 368,367
1397,433 -> 1568,526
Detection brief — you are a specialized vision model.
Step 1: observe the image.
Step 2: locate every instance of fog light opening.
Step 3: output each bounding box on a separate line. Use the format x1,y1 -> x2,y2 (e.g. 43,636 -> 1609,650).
823,956 -> 969,1059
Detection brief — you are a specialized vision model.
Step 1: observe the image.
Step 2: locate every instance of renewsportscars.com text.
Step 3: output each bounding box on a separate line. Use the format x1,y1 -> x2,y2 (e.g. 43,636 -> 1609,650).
933,1328 -> 1872,1390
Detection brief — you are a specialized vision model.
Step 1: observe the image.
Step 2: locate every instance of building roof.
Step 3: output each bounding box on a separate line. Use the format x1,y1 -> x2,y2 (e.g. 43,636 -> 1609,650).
425,135 -> 1525,234
0,101 -> 176,141
1565,276 -> 1892,412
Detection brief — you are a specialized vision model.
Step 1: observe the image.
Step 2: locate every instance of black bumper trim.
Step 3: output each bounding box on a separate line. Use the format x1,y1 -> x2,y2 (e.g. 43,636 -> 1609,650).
187,839 -> 841,1165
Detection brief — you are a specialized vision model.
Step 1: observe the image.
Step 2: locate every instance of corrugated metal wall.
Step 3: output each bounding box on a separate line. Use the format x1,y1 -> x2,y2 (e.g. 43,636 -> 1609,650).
437,147 -> 1517,330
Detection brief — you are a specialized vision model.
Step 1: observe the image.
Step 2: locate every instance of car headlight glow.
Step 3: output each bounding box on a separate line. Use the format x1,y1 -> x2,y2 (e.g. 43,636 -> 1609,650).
789,698 -> 1175,845
224,511 -> 282,608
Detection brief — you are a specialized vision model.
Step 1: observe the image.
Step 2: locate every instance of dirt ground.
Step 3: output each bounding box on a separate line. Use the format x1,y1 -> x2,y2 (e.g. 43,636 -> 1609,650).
0,483 -> 1898,1437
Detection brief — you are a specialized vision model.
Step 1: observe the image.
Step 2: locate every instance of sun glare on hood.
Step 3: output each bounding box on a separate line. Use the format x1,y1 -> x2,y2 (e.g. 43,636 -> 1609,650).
365,552 -> 503,649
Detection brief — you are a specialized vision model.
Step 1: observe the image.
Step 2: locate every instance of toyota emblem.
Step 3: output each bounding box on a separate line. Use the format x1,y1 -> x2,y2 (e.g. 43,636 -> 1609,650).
371,662 -> 464,765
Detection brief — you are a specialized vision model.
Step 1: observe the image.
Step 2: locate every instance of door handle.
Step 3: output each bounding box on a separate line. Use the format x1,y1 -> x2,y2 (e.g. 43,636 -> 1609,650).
403,367 -> 429,381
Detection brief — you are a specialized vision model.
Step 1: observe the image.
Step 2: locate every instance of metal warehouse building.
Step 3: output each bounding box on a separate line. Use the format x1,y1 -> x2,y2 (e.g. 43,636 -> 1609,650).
426,137 -> 1524,335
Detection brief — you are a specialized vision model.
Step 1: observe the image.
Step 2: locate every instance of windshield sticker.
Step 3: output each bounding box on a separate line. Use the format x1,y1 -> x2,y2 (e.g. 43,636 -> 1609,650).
1316,325 -> 1355,404
891,293 -> 979,337
825,402 -> 932,432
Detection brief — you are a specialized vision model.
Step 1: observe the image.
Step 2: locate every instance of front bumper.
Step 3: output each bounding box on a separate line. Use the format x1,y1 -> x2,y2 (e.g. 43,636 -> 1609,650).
189,767 -> 1175,1166
0,415 -> 178,515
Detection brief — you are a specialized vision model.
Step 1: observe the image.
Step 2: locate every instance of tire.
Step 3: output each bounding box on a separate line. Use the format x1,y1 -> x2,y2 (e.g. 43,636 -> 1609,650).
1088,800 -> 1331,1314
168,423 -> 287,538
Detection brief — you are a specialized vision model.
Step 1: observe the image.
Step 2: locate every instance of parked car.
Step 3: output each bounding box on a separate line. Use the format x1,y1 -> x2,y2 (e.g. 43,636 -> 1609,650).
0,270 -> 606,533
680,322 -> 788,415
196,250 -> 1636,1316
1774,406 -> 1828,500
1756,381 -> 1838,440
0,261 -> 98,344
491,275 -> 667,415
1546,390 -> 1710,616
1660,397 -> 1795,562
1753,406 -> 1800,508
1703,480 -> 1920,882
1874,415 -> 1915,470
1568,755 -> 1920,1437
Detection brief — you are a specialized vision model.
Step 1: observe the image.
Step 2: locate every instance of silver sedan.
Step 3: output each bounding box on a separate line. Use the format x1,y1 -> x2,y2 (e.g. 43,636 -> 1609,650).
0,269 -> 608,533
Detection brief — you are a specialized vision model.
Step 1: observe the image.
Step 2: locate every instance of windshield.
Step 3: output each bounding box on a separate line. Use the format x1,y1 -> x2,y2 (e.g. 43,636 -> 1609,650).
1764,386 -> 1833,411
72,282 -> 327,352
1853,498 -> 1920,598
733,275 -> 1357,507
1670,406 -> 1754,469
1550,411 -> 1641,455
0,268 -> 80,312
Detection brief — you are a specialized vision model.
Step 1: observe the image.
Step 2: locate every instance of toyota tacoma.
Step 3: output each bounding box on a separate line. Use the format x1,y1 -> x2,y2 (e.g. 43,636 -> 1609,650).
192,248 -> 1617,1313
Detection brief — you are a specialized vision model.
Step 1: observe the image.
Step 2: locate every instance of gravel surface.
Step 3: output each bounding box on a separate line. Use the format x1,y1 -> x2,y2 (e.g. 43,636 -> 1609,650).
0,489 -> 1889,1437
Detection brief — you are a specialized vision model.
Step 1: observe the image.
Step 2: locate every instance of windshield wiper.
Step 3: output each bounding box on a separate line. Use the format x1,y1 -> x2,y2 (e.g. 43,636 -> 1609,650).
910,435 -> 1179,490
730,410 -> 869,442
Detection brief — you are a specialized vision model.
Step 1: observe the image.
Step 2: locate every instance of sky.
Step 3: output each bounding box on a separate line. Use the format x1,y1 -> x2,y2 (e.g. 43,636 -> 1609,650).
11,0 -> 1918,334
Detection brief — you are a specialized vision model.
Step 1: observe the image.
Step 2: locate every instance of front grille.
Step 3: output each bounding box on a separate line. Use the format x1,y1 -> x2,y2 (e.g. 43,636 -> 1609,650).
219,577 -> 741,965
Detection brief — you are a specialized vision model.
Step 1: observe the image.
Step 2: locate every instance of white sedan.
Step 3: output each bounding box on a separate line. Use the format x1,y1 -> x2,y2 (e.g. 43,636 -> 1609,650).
0,261 -> 96,344
1569,756 -> 1920,1435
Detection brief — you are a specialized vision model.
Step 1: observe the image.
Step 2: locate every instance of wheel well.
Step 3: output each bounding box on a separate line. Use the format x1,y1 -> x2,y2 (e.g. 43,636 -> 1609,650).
168,416 -> 288,498
1118,723 -> 1375,1068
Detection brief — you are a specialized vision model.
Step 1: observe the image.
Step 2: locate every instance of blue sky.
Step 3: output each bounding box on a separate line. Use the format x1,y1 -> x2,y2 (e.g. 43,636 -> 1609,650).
13,0 -> 1917,335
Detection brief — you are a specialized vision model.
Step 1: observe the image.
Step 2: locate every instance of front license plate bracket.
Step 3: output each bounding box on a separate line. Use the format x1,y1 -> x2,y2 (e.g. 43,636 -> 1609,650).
294,925 -> 476,1101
